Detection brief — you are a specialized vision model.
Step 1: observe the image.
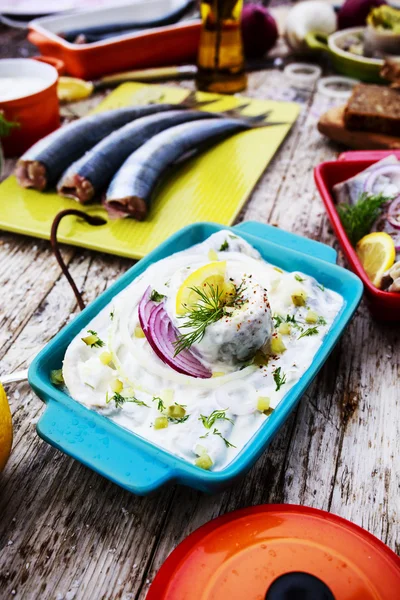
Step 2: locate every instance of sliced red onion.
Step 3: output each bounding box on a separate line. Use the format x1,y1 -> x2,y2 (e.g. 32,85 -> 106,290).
364,165 -> 400,196
387,196 -> 400,231
138,286 -> 155,329
138,288 -> 211,379
374,215 -> 400,252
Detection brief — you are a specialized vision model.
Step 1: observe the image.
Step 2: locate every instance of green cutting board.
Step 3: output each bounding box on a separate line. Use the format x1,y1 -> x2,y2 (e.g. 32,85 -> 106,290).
0,83 -> 299,259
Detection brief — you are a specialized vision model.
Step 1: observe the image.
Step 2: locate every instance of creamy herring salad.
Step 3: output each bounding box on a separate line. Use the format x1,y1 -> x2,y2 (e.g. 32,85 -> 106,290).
61,231 -> 343,471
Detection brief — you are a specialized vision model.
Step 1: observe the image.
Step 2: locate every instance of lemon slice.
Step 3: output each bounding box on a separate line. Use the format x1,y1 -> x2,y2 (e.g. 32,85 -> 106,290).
57,77 -> 94,103
356,232 -> 396,288
176,261 -> 226,315
0,383 -> 12,472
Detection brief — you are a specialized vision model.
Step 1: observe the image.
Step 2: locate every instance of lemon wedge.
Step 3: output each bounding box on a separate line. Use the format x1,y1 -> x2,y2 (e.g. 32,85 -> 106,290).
356,232 -> 396,288
57,77 -> 94,103
0,383 -> 12,472
176,261 -> 226,315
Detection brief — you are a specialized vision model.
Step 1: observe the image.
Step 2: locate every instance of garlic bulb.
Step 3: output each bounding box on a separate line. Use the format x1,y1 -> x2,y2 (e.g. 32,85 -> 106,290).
285,1 -> 337,51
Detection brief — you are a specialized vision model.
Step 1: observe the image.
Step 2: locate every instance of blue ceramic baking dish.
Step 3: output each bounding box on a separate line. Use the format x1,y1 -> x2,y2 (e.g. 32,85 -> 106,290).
28,221 -> 363,495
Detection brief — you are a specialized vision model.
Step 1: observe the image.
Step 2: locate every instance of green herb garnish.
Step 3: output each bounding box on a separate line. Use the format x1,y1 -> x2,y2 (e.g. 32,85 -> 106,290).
298,326 -> 319,339
107,392 -> 149,409
0,113 -> 20,138
213,428 -> 236,448
273,367 -> 287,391
174,283 -> 225,354
174,281 -> 246,355
316,283 -> 325,292
337,192 -> 391,246
168,414 -> 190,424
82,330 -> 105,348
199,409 -> 233,429
272,314 -> 301,329
150,290 -> 165,302
153,396 -> 165,412
317,316 -> 327,325
295,274 -> 305,282
110,310 -> 115,320
219,240 -> 229,251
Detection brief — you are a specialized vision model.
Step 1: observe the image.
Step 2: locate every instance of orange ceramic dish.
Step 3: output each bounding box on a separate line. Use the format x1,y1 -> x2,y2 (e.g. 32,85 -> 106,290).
148,504 -> 400,600
28,0 -> 200,79
0,59 -> 59,157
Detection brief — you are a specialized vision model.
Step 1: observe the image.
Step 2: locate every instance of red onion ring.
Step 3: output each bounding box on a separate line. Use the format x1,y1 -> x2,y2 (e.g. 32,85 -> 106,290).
364,165 -> 400,195
387,196 -> 400,231
138,287 -> 212,379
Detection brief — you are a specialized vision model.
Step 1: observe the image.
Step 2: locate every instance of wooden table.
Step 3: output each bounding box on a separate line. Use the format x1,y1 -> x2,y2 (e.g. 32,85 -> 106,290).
0,19 -> 399,600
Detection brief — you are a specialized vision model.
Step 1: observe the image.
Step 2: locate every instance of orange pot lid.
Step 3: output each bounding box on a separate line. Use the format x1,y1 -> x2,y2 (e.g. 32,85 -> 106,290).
147,504 -> 400,600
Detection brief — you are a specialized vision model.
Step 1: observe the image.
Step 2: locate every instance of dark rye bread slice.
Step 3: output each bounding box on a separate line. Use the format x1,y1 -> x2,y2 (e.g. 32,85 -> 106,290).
344,84 -> 400,136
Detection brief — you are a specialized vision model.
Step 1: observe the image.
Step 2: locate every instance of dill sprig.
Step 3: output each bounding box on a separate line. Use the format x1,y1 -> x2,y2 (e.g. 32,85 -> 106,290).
174,283 -> 225,355
272,314 -> 302,330
298,326 -> 319,338
153,396 -> 165,412
174,280 -> 247,355
199,409 -> 233,429
150,290 -> 165,302
298,326 -> 319,339
294,274 -> 305,282
107,392 -> 149,409
273,367 -> 287,391
219,240 -> 229,251
213,428 -> 236,448
168,414 -> 189,424
337,192 -> 391,246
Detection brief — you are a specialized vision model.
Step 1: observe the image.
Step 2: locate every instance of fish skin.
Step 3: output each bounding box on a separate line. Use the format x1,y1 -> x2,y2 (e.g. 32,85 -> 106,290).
57,110 -> 218,203
333,155 -> 399,205
104,118 -> 250,220
16,104 -> 186,190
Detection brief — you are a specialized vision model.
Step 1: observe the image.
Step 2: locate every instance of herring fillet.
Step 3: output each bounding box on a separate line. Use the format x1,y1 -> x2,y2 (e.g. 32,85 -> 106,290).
104,118 -> 250,221
15,104 -> 186,191
57,110 -> 219,204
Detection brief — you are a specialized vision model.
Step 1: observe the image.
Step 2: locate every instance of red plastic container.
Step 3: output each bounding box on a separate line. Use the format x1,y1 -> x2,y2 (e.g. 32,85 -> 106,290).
315,150 -> 400,322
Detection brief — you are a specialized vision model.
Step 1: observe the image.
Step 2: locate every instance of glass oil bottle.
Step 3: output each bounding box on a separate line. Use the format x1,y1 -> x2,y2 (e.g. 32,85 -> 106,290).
196,0 -> 247,94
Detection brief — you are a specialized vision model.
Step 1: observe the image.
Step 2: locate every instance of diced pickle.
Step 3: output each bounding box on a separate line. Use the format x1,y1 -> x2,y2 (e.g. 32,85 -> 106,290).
82,333 -> 99,347
291,290 -> 307,306
168,404 -> 186,419
271,334 -> 286,354
50,369 -> 64,386
99,351 -> 112,365
257,396 -> 270,412
154,416 -> 169,430
278,322 -> 291,335
195,454 -> 213,470
208,249 -> 218,261
305,310 -> 318,324
195,444 -> 208,457
110,378 -> 123,393
134,326 -> 145,338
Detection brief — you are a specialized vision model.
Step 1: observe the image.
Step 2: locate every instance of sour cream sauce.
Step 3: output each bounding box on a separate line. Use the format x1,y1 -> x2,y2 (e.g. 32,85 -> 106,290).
63,231 -> 343,471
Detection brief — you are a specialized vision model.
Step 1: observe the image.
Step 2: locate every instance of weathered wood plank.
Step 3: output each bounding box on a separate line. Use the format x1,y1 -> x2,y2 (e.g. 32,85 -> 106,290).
0,22 -> 398,600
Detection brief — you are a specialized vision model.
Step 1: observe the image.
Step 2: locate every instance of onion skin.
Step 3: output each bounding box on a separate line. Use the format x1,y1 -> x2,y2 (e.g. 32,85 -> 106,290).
338,0 -> 386,30
242,5 -> 278,60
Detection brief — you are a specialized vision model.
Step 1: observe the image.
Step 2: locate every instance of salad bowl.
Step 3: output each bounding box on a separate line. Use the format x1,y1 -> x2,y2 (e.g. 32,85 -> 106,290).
28,221 -> 363,495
